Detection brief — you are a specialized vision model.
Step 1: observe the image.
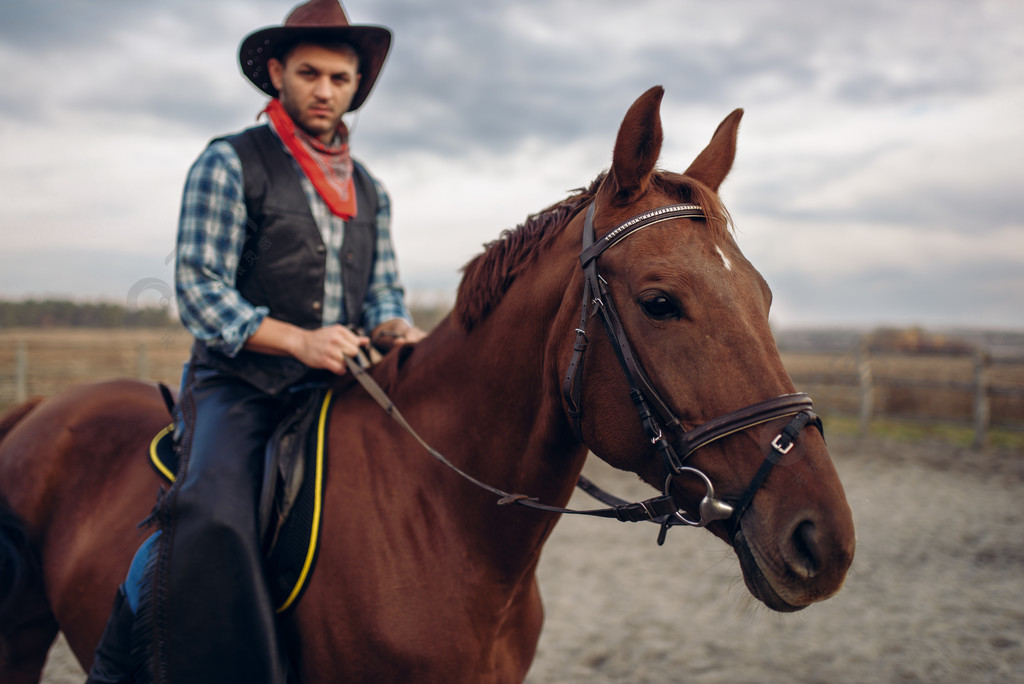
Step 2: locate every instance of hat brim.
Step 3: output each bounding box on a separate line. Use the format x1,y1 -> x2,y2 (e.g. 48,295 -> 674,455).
239,25 -> 392,111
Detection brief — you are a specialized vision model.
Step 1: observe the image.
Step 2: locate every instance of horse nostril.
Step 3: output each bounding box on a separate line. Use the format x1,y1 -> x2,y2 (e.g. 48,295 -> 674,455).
784,519 -> 822,579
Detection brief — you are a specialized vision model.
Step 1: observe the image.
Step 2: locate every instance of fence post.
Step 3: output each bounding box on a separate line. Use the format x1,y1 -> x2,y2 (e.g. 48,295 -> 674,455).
973,351 -> 990,448
137,342 -> 149,380
15,341 -> 28,403
858,340 -> 873,436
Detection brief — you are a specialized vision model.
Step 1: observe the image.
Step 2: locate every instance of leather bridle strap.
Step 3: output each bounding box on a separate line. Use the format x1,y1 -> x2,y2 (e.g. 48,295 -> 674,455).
565,202 -> 709,478
725,408 -> 818,540
563,202 -> 706,438
578,202 -> 709,265
676,393 -> 820,458
560,200 -> 826,543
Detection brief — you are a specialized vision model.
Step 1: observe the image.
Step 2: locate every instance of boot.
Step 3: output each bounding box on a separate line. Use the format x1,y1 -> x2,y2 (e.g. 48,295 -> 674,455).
86,586 -> 135,684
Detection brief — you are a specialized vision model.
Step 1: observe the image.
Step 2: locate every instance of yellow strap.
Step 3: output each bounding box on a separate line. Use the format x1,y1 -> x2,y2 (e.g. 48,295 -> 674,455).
148,423 -> 176,482
276,388 -> 333,612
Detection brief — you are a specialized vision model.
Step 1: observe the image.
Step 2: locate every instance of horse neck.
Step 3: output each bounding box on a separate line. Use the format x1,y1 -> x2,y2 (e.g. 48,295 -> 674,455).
391,234 -> 587,573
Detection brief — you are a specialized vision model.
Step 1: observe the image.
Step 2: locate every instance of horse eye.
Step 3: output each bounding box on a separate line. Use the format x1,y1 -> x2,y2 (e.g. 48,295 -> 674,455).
640,294 -> 680,320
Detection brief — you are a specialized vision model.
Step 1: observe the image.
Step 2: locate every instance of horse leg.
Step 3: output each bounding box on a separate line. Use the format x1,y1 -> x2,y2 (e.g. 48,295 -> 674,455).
0,608 -> 59,684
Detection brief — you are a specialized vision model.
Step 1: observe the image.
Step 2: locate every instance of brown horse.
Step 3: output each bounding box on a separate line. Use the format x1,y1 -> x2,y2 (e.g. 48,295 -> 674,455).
0,87 -> 854,683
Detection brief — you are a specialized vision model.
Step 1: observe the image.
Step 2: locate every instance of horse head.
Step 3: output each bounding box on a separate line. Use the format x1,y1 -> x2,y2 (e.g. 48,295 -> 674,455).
556,86 -> 855,611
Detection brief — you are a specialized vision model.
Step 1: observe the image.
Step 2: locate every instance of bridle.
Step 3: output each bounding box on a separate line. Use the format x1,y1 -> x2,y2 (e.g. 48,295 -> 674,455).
561,202 -> 823,543
346,200 -> 822,546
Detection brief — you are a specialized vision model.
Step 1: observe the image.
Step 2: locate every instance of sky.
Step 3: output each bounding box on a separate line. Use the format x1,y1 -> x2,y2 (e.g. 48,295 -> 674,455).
0,0 -> 1021,330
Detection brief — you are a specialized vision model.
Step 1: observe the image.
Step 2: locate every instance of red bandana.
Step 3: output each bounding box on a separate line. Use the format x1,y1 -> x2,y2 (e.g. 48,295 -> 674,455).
263,99 -> 357,220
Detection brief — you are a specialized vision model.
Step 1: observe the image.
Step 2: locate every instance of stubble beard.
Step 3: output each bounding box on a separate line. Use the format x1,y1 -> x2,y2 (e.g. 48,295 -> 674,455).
280,92 -> 341,142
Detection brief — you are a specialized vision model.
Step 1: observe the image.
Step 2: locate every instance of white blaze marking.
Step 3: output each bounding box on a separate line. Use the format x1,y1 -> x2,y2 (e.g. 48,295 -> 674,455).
715,245 -> 733,271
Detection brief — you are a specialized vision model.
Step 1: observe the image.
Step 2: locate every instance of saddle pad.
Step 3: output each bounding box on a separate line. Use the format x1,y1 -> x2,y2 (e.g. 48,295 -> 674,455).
147,388 -> 333,613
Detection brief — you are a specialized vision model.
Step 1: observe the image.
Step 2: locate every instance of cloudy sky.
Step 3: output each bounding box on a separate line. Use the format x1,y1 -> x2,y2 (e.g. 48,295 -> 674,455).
0,0 -> 1021,329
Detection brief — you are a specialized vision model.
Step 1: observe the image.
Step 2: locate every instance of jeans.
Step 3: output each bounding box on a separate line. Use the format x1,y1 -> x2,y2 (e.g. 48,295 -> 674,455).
141,367 -> 292,684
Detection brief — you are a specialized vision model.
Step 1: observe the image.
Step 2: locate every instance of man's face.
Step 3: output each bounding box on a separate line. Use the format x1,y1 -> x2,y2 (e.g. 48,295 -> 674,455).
268,43 -> 361,143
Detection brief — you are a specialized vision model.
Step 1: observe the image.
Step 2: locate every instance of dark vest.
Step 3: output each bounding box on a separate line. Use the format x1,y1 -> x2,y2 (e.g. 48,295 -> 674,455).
190,124 -> 379,394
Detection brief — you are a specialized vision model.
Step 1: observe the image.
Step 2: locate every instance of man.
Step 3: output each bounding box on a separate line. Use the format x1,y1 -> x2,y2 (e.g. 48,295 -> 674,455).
87,2 -> 424,682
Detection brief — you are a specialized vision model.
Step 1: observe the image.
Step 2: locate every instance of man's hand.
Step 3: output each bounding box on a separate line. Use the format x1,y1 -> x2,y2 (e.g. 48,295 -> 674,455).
294,325 -> 369,373
370,319 -> 427,353
244,318 -> 368,374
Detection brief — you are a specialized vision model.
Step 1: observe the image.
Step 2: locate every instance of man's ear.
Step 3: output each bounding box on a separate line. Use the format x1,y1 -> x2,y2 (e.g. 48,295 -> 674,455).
268,58 -> 285,92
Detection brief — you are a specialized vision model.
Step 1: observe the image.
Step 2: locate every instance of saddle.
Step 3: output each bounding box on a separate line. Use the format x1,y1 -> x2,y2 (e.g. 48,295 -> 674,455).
149,384 -> 332,613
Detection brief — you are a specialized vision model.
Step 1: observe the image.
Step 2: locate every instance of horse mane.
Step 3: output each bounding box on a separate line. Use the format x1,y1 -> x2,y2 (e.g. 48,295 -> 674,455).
453,171 -> 731,331
453,176 -> 600,331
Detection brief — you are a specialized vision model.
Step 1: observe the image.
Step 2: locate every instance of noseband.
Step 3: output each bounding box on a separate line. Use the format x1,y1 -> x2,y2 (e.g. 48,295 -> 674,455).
562,203 -> 823,543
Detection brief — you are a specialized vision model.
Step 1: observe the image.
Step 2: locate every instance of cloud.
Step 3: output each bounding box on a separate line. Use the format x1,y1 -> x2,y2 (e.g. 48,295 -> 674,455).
0,247 -> 176,305
768,259 -> 1024,329
738,216 -> 1024,329
1,0 -> 1022,331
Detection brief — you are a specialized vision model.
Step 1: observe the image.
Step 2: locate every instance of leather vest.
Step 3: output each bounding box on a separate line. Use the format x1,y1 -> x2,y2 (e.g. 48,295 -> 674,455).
190,124 -> 379,394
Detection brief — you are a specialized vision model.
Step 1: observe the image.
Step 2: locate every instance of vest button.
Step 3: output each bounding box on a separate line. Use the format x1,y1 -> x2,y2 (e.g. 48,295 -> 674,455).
315,244 -> 326,254
311,301 -> 322,311
345,251 -> 355,263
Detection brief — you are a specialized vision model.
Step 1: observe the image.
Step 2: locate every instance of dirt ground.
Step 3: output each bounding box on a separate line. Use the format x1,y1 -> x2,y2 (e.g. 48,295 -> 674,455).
40,436 -> 1024,683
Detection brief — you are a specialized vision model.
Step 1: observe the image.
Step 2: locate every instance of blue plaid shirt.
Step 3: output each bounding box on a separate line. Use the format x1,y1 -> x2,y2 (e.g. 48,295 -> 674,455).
175,129 -> 411,357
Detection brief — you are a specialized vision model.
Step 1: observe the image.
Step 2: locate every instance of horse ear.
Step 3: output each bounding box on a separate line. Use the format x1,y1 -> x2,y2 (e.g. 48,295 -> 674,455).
683,108 -> 744,192
607,86 -> 665,203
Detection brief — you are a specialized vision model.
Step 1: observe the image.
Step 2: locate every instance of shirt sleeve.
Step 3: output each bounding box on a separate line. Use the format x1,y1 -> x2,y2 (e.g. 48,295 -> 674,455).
360,173 -> 414,332
175,140 -> 268,356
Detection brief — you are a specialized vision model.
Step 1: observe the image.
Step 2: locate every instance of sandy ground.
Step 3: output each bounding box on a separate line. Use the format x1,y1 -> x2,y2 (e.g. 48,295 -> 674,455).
40,436 -> 1024,683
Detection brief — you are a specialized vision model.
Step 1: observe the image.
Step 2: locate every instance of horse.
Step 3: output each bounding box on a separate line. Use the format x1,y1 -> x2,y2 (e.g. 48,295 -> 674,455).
0,86 -> 855,683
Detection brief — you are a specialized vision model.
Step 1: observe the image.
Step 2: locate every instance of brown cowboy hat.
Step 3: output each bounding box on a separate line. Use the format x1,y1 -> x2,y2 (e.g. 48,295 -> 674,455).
239,0 -> 392,111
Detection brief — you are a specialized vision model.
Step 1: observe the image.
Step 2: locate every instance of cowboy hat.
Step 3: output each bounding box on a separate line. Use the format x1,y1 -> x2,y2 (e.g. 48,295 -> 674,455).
239,0 -> 392,111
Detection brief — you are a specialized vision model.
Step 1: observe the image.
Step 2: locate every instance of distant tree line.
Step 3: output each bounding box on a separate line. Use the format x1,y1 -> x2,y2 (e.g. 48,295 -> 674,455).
0,299 -> 176,328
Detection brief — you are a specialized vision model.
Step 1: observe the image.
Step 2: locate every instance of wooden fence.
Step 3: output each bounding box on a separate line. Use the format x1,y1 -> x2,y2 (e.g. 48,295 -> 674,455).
2,331 -> 1023,447
783,344 -> 1024,447
0,329 -> 193,410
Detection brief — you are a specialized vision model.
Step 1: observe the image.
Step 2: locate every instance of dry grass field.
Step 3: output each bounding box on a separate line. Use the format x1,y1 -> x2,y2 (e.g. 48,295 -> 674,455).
780,349 -> 1024,437
2,328 -> 1022,435
0,327 -> 193,410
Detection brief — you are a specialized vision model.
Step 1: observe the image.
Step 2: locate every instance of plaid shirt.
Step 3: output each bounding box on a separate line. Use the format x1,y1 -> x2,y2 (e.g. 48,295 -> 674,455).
175,130 -> 411,357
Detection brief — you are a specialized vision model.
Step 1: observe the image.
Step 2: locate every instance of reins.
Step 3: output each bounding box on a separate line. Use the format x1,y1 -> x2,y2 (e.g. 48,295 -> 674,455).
345,198 -> 823,545
343,352 -> 681,524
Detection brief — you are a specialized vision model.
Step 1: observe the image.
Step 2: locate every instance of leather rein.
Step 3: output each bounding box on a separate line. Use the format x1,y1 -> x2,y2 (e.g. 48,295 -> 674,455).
347,200 -> 822,546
